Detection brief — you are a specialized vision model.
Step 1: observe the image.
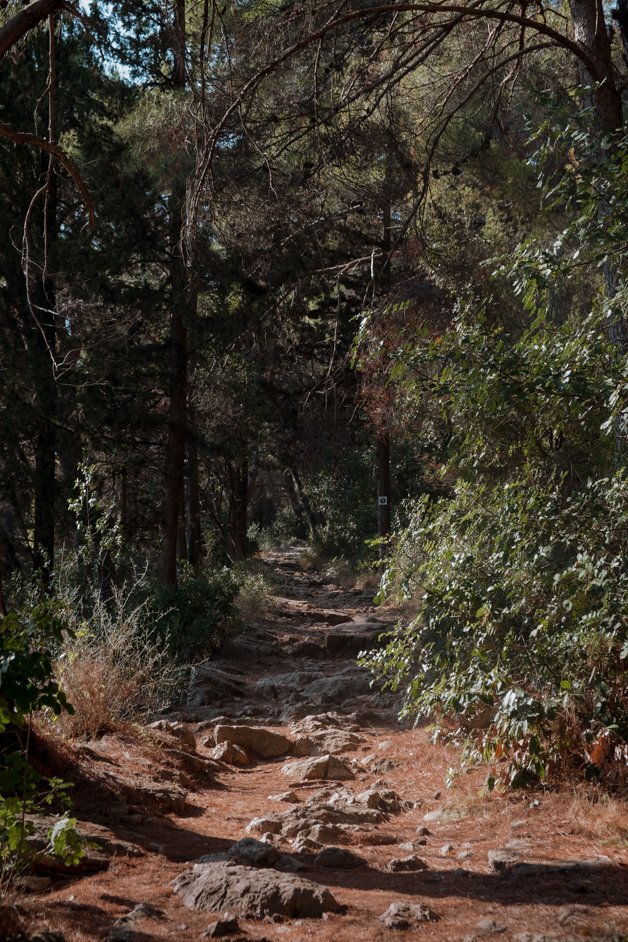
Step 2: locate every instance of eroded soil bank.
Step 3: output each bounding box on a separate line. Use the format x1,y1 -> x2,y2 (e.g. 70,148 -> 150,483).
8,548 -> 628,942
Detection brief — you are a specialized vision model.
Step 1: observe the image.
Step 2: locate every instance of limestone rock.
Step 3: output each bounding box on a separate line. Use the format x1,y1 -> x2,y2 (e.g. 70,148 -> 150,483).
387,855 -> 428,872
211,742 -> 252,766
148,720 -> 196,753
202,915 -> 240,937
214,724 -> 292,759
488,849 -> 521,873
281,754 -> 354,782
173,861 -> 343,918
314,847 -> 367,869
268,791 -> 300,803
379,902 -> 439,929
246,816 -> 283,835
301,672 -> 371,705
292,736 -> 317,757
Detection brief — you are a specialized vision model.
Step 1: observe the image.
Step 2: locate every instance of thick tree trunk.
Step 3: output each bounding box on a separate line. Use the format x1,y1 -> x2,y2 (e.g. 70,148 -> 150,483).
570,0 -> 623,131
0,0 -> 63,60
376,169 -> 392,551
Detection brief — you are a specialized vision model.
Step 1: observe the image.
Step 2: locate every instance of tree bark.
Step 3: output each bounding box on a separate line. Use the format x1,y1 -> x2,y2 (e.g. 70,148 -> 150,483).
33,16 -> 58,583
227,455 -> 248,561
0,0 -> 63,60
376,429 -> 391,544
570,0 -> 623,132
187,430 -> 204,569
159,0 -> 189,586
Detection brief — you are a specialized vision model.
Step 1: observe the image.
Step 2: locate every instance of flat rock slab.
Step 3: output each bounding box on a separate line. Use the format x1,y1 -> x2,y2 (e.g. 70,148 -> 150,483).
174,861 -> 343,918
214,725 -> 292,759
281,754 -> 354,781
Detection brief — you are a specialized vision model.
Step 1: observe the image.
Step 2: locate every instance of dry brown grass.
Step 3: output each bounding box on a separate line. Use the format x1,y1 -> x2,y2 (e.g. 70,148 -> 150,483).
566,788 -> 628,848
233,564 -> 277,622
51,592 -> 180,740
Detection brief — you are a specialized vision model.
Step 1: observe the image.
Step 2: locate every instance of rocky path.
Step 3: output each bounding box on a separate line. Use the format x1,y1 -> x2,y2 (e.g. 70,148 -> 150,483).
13,548 -> 628,942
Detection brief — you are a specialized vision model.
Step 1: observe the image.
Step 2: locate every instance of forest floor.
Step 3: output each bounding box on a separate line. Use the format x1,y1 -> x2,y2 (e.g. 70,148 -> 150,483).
7,547 -> 628,942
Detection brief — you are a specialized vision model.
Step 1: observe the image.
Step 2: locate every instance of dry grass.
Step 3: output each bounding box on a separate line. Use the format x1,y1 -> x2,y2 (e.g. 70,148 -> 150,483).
0,900 -> 25,941
51,591 -> 180,740
233,562 -> 277,622
566,788 -> 628,847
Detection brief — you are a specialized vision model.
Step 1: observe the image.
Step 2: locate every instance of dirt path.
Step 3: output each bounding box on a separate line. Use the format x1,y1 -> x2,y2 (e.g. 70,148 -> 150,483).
12,548 -> 628,942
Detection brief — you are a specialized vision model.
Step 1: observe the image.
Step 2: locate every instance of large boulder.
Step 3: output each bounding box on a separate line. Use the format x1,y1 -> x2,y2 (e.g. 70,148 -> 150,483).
173,861 -> 343,918
300,671 -> 372,705
214,725 -> 292,759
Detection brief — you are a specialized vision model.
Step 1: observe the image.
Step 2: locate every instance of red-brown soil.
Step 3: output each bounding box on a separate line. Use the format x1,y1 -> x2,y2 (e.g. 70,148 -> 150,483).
5,548 -> 628,942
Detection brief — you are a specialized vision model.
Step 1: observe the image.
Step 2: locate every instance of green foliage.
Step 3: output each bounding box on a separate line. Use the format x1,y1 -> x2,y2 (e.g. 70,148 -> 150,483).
151,566 -> 241,661
306,449 -> 377,563
0,608 -> 84,879
0,607 -> 74,733
0,755 -> 85,876
364,123 -> 628,786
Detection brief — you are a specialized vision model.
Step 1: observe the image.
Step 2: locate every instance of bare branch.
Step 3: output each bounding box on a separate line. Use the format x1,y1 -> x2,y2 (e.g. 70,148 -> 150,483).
0,120 -> 95,228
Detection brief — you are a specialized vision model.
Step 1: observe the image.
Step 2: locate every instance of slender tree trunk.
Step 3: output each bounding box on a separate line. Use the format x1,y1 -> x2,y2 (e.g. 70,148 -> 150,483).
159,0 -> 189,586
286,466 -> 320,540
187,430 -> 204,569
227,455 -> 248,561
376,429 -> 391,543
33,15 -> 58,583
376,159 -> 392,550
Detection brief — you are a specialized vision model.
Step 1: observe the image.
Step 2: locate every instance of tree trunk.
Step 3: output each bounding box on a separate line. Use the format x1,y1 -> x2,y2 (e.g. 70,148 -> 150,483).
160,202 -> 188,585
286,465 -> 320,540
376,159 -> 392,552
227,455 -> 248,561
33,16 -> 58,584
187,430 -> 204,569
159,0 -> 189,586
376,429 -> 391,545
570,0 -> 623,132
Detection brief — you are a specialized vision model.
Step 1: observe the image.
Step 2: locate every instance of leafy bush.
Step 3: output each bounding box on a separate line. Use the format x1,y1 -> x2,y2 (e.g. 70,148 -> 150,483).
305,449 -> 377,563
0,609 -> 85,881
0,607 -> 74,734
151,566 -> 241,661
363,121 -> 628,786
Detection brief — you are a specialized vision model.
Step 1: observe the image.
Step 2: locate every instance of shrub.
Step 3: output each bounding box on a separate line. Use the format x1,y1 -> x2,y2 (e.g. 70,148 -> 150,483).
0,608 -> 84,882
362,120 -> 628,786
54,586 -> 182,739
151,566 -> 241,661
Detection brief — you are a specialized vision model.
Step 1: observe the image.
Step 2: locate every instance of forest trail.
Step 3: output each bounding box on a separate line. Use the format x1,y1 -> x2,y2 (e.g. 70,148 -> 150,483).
15,548 -> 628,942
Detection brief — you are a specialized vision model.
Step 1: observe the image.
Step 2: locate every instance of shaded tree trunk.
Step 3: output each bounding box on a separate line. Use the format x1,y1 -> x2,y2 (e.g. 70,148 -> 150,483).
33,16 -> 58,584
376,429 -> 391,543
187,430 -> 204,569
227,455 -> 248,561
570,0 -> 623,133
159,0 -> 189,586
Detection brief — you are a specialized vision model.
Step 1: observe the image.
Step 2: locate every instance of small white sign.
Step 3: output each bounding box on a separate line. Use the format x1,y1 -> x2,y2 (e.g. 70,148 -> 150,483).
378,496 -> 388,506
